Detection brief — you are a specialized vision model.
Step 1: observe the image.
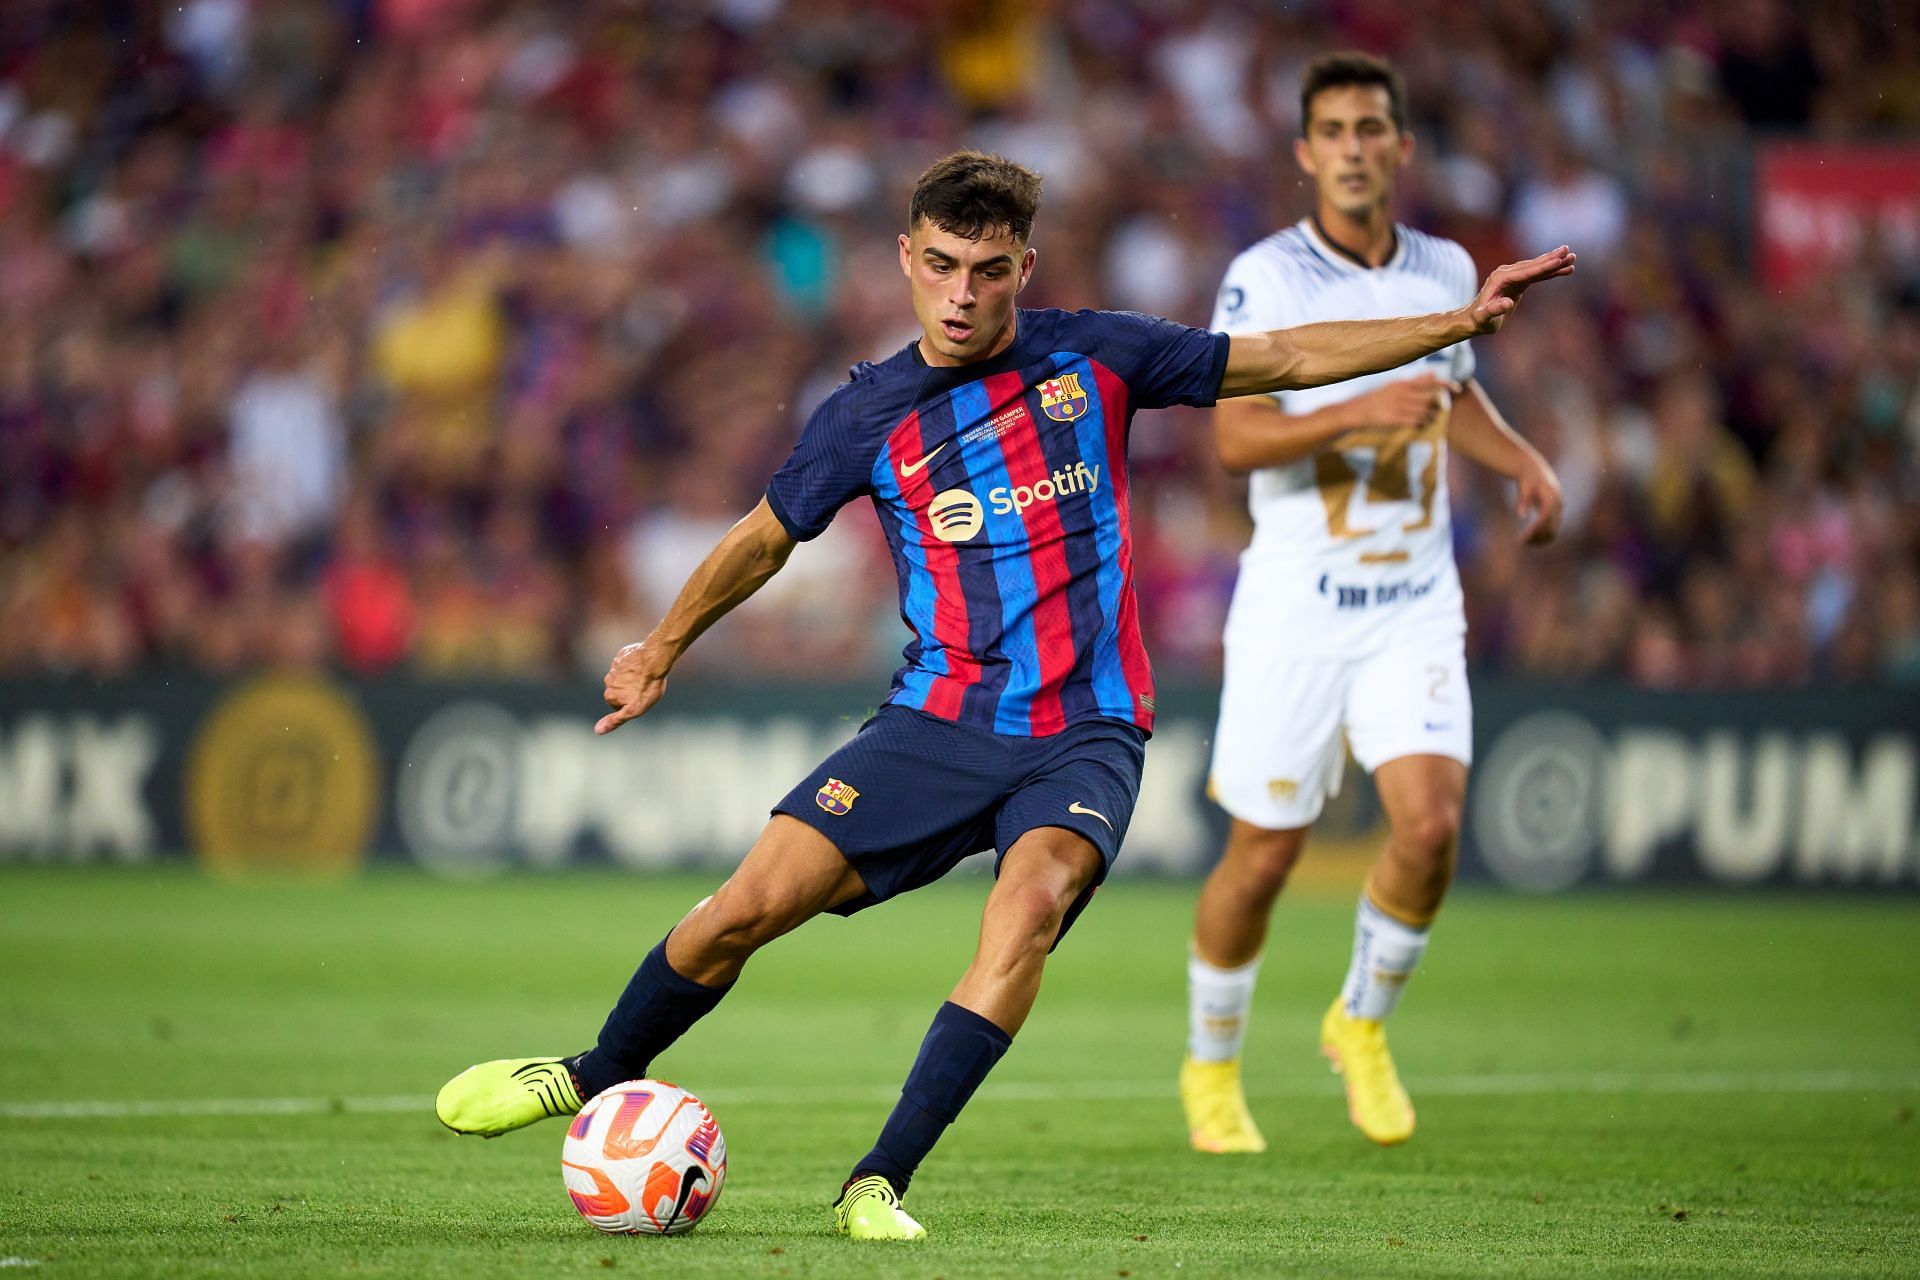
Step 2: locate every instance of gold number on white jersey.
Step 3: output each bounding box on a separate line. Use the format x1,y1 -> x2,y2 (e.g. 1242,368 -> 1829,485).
1313,418 -> 1444,545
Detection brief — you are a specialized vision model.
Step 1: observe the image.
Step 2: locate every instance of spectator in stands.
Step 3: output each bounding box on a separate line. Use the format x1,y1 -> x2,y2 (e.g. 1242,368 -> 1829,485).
0,0 -> 1913,694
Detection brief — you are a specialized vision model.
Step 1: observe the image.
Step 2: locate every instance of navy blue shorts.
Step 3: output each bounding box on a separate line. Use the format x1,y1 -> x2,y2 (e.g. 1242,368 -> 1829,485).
772,705 -> 1147,945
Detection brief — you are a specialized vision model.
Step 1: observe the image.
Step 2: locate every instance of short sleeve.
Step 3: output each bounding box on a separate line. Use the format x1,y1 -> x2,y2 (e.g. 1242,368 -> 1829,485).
1444,242 -> 1478,384
1210,248 -> 1292,336
1210,248 -> 1293,407
764,386 -> 873,542
1086,310 -> 1231,411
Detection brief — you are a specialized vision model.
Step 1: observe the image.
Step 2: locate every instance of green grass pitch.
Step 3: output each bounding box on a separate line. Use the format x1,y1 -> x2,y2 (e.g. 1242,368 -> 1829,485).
1,865 -> 1915,1278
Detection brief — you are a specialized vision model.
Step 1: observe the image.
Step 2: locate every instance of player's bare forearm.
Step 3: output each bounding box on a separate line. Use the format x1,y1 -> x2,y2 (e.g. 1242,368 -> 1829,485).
1446,381 -> 1540,479
596,498 -> 796,734
1215,374 -> 1460,473
1449,382 -> 1564,545
1219,310 -> 1470,398
1217,245 -> 1576,399
646,498 -> 796,662
1213,397 -> 1357,474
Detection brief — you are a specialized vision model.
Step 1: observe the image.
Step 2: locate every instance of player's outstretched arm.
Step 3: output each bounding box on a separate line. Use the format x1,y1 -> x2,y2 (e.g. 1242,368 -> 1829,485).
595,498 -> 797,735
1218,246 -> 1576,398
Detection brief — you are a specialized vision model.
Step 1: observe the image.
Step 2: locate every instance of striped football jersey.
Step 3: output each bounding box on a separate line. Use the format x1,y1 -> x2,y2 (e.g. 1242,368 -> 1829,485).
767,307 -> 1229,735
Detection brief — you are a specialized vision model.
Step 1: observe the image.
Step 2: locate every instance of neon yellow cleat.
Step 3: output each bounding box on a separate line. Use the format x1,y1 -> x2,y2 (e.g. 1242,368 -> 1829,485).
1319,998 -> 1415,1146
435,1057 -> 584,1137
1179,1056 -> 1267,1154
833,1174 -> 926,1241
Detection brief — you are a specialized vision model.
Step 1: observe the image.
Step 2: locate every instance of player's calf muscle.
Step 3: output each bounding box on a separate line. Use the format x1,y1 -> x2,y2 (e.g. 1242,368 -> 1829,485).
1222,823 -> 1308,895
1195,876 -> 1278,967
953,836 -> 1099,1024
1192,824 -> 1305,959
677,891 -> 778,962
667,829 -> 862,980
1372,824 -> 1459,926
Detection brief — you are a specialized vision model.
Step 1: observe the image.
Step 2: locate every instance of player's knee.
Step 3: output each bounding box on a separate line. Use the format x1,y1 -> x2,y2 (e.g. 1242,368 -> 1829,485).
987,835 -> 1099,953
1391,802 -> 1462,865
986,878 -> 1076,959
1227,828 -> 1306,895
694,880 -> 794,957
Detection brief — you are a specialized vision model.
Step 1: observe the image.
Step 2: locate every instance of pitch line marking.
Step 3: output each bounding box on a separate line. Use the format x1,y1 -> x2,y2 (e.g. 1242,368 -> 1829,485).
2,1069 -> 1916,1121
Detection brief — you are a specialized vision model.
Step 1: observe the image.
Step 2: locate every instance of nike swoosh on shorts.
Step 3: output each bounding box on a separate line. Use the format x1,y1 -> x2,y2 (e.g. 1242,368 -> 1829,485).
1068,801 -> 1112,829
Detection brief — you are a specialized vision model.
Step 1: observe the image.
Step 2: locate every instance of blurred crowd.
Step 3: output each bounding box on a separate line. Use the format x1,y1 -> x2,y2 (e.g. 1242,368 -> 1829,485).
1,0 -> 1917,689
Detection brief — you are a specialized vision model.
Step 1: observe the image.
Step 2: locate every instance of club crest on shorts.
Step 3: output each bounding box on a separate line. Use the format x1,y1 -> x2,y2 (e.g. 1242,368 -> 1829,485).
1038,372 -> 1088,422
815,777 -> 859,815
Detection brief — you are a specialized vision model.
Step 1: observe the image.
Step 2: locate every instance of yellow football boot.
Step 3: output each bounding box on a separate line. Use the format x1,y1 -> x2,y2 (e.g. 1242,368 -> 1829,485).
1319,998 -> 1415,1145
833,1174 -> 926,1241
435,1057 -> 584,1137
1179,1056 -> 1267,1154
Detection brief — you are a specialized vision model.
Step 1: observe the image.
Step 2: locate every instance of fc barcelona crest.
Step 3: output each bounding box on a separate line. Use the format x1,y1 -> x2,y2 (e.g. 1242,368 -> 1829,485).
1039,373 -> 1088,423
816,777 -> 860,816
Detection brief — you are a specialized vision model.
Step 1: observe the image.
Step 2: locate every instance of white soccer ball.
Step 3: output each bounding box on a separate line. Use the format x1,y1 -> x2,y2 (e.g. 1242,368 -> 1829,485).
560,1079 -> 727,1235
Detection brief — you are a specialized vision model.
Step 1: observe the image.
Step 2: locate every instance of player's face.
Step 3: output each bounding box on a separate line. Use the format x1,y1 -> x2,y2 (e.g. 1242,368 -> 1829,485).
1294,85 -> 1413,218
899,219 -> 1036,366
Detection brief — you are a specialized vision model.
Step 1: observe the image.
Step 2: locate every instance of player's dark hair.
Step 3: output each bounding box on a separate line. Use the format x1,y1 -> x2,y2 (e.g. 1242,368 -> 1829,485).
909,151 -> 1043,244
1299,51 -> 1406,134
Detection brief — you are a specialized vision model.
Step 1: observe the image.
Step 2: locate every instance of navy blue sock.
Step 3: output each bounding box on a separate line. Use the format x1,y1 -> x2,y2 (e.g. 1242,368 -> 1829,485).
851,1002 -> 1012,1196
571,937 -> 733,1098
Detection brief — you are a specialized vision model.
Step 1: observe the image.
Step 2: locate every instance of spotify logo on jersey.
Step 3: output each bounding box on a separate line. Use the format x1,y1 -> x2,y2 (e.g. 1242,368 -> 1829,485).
929,489 -> 984,542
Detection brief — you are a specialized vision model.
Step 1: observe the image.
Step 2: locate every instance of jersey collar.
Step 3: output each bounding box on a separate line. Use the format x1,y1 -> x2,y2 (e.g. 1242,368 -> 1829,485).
1302,215 -> 1405,273
906,311 -> 1032,382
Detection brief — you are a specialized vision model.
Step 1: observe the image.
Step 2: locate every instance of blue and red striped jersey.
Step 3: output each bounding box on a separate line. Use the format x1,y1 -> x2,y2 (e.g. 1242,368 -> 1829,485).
766,308 -> 1230,736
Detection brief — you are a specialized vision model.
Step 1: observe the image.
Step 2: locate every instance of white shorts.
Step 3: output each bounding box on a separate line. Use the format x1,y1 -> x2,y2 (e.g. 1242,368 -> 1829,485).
1208,627 -> 1473,830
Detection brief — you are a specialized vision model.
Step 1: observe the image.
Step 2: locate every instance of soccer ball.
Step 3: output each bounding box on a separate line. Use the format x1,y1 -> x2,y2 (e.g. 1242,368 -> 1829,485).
560,1079 -> 727,1235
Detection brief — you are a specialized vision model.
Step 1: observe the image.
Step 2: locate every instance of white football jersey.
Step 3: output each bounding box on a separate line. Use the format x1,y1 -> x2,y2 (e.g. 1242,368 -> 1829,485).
1211,218 -> 1479,655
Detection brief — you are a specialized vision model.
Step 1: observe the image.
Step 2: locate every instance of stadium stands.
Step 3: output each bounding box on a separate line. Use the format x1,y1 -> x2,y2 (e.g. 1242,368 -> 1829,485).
0,0 -> 1914,687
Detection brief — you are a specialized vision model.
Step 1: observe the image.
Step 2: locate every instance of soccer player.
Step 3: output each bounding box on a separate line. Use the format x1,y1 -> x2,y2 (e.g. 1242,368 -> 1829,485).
1179,53 -> 1566,1155
436,150 -> 1573,1238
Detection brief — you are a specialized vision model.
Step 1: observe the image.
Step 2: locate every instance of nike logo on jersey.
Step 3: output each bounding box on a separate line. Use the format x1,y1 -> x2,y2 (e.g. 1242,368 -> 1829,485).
899,442 -> 948,477
1068,800 -> 1112,829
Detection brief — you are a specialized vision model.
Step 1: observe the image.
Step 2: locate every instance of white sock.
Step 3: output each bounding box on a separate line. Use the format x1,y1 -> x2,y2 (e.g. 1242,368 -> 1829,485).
1188,948 -> 1261,1062
1339,896 -> 1429,1021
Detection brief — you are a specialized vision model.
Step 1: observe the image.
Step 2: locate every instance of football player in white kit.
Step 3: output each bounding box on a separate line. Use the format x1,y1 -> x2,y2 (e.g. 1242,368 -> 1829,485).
1181,52 -> 1565,1152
